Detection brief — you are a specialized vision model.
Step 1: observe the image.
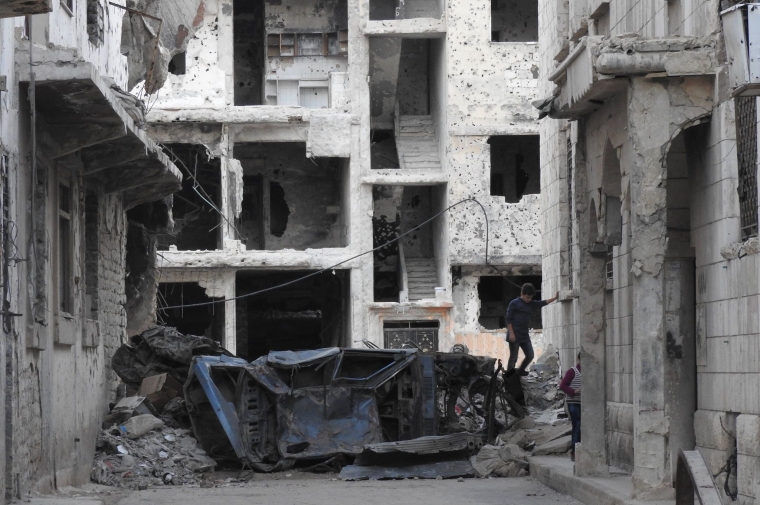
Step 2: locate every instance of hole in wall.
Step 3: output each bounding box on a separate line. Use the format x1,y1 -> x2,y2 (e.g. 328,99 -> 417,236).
168,52 -> 186,75
157,282 -> 225,341
269,182 -> 289,238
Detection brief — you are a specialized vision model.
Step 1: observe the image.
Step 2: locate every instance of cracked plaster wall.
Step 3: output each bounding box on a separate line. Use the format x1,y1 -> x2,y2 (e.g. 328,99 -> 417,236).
31,0 -> 129,89
539,0 -> 760,488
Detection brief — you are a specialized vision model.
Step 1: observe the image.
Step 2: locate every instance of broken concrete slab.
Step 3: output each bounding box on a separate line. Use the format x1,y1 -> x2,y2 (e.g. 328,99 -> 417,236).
339,460 -> 475,481
533,435 -> 573,456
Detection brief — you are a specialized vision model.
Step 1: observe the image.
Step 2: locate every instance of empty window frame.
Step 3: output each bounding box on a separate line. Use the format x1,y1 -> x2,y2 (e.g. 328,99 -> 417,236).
266,31 -> 348,57
736,96 -> 759,239
58,182 -> 73,314
265,79 -> 330,108
489,135 -> 541,202
491,0 -> 538,42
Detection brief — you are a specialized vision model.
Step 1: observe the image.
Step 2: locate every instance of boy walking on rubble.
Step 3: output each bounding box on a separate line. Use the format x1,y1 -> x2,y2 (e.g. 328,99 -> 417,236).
559,352 -> 581,461
505,283 -> 558,376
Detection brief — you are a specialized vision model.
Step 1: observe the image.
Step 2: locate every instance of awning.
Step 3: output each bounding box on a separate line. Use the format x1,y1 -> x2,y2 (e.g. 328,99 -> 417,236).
17,49 -> 181,209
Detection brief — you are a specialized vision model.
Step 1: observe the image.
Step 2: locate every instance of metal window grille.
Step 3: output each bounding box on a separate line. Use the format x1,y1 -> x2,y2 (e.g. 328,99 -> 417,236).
606,246 -> 614,280
735,96 -> 759,239
566,135 -> 574,289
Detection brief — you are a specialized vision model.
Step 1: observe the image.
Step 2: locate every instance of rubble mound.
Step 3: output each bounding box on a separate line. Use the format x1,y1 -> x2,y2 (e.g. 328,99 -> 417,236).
92,424 -> 216,489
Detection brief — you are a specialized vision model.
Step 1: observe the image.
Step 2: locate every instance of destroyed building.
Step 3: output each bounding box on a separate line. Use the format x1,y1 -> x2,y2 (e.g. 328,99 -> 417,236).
538,0 -> 760,501
147,0 -> 543,364
0,0 -> 211,500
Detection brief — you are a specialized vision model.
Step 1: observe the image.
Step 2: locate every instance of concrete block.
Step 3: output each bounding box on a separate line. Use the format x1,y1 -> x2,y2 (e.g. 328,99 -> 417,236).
739,454 -> 760,499
695,409 -> 736,451
739,415 -> 760,457
533,435 -> 572,455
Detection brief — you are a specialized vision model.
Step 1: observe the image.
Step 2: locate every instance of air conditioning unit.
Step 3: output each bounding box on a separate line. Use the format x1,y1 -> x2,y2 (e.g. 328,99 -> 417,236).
722,3 -> 760,96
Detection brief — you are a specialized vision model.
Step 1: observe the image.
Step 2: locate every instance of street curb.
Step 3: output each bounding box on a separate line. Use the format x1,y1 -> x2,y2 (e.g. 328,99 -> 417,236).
529,457 -> 674,505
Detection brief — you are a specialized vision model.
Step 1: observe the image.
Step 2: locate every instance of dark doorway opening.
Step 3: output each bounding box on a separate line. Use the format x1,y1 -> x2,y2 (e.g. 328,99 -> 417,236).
235,270 -> 348,360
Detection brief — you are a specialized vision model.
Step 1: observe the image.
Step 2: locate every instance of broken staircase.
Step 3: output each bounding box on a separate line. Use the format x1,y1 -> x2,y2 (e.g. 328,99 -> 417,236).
395,115 -> 442,170
405,258 -> 438,301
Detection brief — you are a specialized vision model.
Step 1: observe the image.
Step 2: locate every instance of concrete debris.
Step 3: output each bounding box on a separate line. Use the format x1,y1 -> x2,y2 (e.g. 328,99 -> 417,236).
92,424 -> 216,489
532,435 -> 573,456
471,445 -> 529,478
118,415 -> 165,439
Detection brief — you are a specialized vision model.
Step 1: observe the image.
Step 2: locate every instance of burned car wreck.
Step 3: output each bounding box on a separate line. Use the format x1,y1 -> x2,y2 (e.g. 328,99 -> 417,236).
184,347 -> 524,473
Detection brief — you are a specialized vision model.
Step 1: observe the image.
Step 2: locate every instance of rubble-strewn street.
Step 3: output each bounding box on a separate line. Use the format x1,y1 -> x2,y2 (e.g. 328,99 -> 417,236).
27,475 -> 581,505
1,0 -> 758,501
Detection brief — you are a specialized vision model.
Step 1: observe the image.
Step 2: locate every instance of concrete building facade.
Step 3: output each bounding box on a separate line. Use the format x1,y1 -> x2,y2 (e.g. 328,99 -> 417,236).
148,0 -> 544,365
538,0 -> 760,500
0,1 -> 187,500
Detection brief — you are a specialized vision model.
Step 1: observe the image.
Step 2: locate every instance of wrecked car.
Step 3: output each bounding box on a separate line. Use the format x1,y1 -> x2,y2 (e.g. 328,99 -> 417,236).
184,347 -> 521,471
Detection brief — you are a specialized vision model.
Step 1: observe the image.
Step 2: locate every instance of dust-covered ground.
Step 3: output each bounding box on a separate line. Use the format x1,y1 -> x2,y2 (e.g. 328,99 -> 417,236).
26,472 -> 581,505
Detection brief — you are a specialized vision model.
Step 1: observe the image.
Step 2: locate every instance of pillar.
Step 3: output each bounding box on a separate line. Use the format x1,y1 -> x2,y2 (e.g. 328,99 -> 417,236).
575,119 -> 609,477
627,76 -> 712,498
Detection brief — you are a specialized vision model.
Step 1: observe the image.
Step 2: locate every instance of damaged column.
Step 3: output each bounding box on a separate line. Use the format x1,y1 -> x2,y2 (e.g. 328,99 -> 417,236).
574,120 -> 609,477
627,76 -> 712,498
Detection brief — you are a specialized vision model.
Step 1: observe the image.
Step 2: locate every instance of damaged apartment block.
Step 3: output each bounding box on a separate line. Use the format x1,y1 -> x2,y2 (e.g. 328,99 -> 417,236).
144,0 -> 542,365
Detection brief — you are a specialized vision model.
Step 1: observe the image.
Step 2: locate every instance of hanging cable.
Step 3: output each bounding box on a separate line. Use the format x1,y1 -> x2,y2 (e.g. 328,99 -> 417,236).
158,197 -> 491,310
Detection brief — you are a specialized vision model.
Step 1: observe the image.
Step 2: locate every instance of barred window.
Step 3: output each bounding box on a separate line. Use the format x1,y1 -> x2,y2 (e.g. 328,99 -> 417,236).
735,96 -> 759,239
566,134 -> 574,289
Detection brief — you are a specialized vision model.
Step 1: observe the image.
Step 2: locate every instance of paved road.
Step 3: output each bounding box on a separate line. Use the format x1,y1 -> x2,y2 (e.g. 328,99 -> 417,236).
112,475 -> 580,505
28,474 -> 581,505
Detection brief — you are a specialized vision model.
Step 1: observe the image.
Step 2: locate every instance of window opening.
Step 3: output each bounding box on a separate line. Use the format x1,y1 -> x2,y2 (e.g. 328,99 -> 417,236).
736,96 -> 759,239
491,0 -> 538,42
488,135 -> 541,202
58,182 -> 73,314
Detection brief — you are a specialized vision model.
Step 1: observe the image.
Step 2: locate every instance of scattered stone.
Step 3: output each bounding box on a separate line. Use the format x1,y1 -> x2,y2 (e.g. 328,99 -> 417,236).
517,417 -> 536,429
91,424 -> 215,489
532,435 -> 572,456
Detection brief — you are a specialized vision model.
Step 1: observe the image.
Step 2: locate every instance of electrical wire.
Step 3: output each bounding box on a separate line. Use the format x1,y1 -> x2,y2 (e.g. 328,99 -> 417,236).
159,197 -> 490,310
159,143 -> 243,239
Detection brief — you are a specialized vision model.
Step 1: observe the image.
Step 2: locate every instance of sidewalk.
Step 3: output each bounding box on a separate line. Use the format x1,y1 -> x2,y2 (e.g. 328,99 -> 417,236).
529,456 -> 674,505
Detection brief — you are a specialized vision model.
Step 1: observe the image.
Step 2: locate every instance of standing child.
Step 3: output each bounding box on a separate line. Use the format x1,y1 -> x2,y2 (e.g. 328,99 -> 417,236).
559,352 -> 581,461
505,283 -> 559,376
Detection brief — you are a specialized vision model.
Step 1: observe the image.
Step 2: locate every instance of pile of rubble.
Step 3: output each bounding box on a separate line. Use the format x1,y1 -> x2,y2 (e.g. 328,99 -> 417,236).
92,326 -> 230,489
91,420 -> 216,489
469,345 -> 574,479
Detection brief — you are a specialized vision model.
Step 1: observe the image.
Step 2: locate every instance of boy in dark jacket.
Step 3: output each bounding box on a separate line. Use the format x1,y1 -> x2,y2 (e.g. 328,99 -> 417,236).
505,283 -> 559,376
